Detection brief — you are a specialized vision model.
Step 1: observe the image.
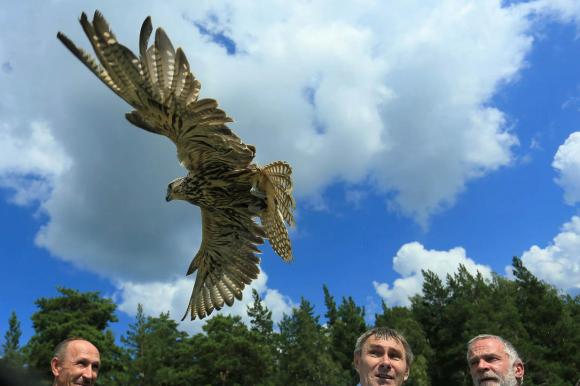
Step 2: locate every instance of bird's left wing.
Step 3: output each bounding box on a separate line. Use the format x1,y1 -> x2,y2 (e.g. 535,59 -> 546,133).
183,207 -> 266,320
57,11 -> 255,171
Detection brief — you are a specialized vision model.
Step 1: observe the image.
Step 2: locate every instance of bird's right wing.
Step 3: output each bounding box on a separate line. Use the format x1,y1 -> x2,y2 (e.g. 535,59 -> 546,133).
183,207 -> 266,320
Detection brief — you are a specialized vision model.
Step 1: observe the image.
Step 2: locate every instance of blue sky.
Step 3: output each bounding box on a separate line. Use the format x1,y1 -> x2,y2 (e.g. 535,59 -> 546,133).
1,0 -> 579,344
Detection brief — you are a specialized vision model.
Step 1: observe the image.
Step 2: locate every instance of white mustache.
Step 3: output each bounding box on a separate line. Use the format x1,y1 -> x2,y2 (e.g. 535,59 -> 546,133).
477,372 -> 500,383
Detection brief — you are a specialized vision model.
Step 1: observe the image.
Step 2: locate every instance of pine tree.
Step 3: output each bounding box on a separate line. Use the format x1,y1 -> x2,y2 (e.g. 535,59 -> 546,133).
323,286 -> 367,385
512,257 -> 579,385
120,304 -> 147,385
323,285 -> 338,326
193,314 -> 273,386
278,298 -> 345,386
246,289 -> 276,385
2,311 -> 24,368
411,270 -> 451,385
247,289 -> 274,336
133,311 -> 193,386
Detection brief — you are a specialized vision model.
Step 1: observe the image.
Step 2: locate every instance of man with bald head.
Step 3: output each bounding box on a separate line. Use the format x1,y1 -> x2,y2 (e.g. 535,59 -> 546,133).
467,334 -> 524,386
50,338 -> 100,386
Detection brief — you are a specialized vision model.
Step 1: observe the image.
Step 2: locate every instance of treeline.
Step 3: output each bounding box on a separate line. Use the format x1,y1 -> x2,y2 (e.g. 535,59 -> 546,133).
1,257 -> 578,386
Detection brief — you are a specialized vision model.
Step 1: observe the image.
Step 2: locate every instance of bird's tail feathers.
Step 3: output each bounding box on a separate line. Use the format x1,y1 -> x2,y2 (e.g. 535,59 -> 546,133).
258,161 -> 295,261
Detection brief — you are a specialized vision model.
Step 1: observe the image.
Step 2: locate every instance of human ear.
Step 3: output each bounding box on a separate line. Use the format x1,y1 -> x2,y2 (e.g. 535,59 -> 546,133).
353,354 -> 361,373
51,357 -> 61,376
514,361 -> 524,379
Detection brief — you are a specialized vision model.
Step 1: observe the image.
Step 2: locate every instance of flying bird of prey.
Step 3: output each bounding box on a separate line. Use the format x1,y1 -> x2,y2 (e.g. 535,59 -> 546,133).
57,11 -> 296,320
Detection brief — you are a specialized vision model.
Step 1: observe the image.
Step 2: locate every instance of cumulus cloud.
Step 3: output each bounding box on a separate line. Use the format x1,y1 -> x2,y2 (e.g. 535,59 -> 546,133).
522,0 -> 580,25
117,270 -> 295,334
519,216 -> 580,290
1,0 -> 580,297
373,242 -> 493,307
553,132 -> 580,205
0,121 -> 71,205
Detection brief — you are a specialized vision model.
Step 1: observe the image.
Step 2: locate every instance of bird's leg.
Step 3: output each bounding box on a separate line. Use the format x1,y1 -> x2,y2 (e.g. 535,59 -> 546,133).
250,170 -> 266,199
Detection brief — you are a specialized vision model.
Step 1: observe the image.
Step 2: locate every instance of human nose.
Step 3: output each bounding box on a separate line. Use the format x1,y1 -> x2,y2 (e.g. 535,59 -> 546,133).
81,364 -> 96,379
378,355 -> 392,368
475,359 -> 490,371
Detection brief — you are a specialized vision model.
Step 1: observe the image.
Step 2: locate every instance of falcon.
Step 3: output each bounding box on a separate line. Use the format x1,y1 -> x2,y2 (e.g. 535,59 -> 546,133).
57,11 -> 296,320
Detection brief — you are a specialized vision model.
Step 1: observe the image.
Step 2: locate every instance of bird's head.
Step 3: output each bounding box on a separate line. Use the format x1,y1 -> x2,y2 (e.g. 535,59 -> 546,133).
166,177 -> 186,202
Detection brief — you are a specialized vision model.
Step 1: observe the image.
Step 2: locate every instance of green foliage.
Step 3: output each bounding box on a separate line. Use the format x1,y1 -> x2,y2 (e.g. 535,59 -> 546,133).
12,258 -> 580,386
324,285 -> 367,385
194,314 -> 275,386
24,287 -> 126,385
410,259 -> 580,386
246,289 -> 277,385
247,289 -> 274,336
510,257 -> 579,385
121,304 -> 147,384
278,298 -> 345,386
2,311 -> 24,368
121,306 -> 193,385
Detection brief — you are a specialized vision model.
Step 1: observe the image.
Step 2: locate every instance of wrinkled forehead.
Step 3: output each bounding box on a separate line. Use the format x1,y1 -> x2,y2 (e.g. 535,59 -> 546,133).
468,338 -> 507,358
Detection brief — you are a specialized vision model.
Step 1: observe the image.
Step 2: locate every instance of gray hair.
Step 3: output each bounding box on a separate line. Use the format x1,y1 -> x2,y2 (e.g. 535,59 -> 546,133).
354,327 -> 414,367
466,334 -> 522,365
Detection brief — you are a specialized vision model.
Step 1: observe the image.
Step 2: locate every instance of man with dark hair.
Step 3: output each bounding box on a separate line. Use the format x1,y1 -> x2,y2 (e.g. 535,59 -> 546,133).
467,334 -> 524,386
50,337 -> 100,386
353,327 -> 413,386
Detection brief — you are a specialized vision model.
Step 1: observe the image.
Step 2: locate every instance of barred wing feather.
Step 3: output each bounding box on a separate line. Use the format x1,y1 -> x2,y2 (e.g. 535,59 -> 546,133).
57,11 -> 255,171
184,208 -> 265,320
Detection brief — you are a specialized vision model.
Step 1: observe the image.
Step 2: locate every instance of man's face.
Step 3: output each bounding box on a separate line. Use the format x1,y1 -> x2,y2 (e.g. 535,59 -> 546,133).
51,340 -> 100,386
467,338 -> 524,386
354,335 -> 409,386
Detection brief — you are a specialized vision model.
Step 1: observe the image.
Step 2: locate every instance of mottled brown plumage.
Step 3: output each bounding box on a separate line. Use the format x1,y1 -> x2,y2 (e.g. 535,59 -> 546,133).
57,11 -> 296,320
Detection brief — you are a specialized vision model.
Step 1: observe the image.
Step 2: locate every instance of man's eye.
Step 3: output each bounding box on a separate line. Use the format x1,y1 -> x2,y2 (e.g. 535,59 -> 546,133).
75,360 -> 89,368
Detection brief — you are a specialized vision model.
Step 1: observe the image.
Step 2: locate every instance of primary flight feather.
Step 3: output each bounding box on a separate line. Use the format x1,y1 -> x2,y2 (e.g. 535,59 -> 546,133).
57,11 -> 296,320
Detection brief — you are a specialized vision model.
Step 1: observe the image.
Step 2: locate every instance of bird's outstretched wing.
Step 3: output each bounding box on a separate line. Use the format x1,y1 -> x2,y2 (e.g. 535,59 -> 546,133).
57,11 -> 255,171
58,11 -> 296,320
183,207 -> 266,320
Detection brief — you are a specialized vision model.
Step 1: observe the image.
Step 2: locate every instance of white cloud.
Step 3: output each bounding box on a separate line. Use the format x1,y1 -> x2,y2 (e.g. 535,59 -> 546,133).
373,241 -> 493,307
520,216 -> 580,290
0,121 -> 71,205
522,0 -> 580,26
117,270 -> 295,334
553,132 -> 580,205
0,0 -> 579,294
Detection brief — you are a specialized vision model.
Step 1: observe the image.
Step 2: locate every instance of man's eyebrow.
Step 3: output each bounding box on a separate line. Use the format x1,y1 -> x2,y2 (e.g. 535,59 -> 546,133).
468,353 -> 502,362
387,346 -> 403,354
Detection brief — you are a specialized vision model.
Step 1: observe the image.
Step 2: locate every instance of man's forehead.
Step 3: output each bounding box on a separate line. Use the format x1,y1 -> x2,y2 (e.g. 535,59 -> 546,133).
468,338 -> 506,357
65,340 -> 100,359
364,335 -> 405,350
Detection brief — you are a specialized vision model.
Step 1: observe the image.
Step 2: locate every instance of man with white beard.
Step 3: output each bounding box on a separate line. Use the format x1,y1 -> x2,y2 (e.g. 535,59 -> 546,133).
467,334 -> 525,386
